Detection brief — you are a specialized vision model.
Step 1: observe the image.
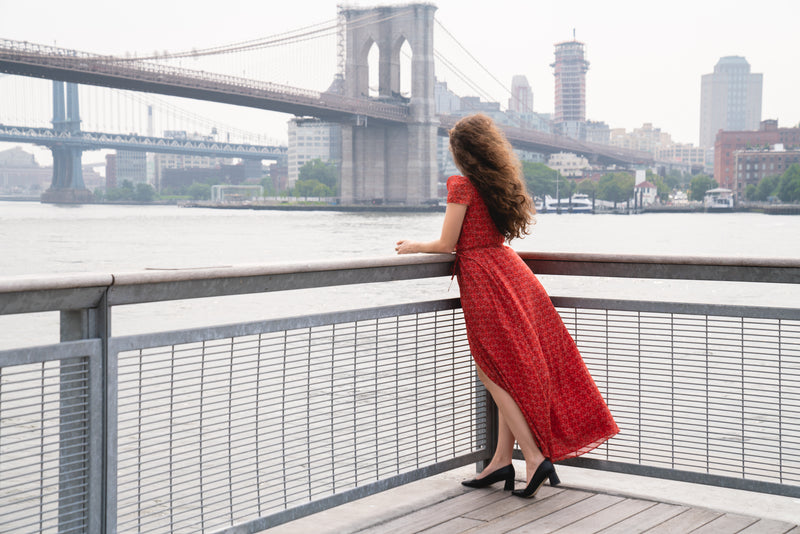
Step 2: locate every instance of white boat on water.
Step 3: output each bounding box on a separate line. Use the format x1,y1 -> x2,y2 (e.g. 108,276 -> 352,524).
543,193 -> 593,213
704,188 -> 734,210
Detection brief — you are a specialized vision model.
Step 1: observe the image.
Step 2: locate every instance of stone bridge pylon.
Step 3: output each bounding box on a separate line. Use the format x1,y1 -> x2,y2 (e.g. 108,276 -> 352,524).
339,3 -> 439,205
41,81 -> 93,203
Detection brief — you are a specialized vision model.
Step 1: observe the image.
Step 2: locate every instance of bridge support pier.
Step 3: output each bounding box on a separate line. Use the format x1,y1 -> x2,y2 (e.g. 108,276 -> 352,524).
42,81 -> 92,204
340,4 -> 438,205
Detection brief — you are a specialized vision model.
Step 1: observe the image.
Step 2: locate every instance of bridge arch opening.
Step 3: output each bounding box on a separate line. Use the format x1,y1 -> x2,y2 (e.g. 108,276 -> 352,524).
365,40 -> 379,98
396,38 -> 412,99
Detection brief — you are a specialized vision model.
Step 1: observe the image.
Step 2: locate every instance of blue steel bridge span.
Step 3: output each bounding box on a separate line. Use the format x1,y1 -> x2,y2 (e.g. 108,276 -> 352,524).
0,38 -> 652,167
0,124 -> 287,161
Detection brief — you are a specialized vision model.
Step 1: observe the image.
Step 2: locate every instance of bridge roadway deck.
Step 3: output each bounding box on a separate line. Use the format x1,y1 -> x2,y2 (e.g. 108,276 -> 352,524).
269,464 -> 800,533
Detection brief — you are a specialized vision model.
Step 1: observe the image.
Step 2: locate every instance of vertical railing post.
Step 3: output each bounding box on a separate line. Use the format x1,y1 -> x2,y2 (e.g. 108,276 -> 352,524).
477,382 -> 498,472
59,289 -> 113,534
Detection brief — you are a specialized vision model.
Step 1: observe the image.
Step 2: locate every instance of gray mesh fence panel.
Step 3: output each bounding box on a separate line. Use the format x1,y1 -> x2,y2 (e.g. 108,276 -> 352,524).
0,358 -> 89,534
559,306 -> 800,488
114,308 -> 479,533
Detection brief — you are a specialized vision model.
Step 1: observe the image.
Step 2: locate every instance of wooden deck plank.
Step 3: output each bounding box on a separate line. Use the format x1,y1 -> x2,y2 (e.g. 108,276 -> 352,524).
356,487 -> 509,534
463,486 -> 563,522
595,502 -> 690,534
416,516 -> 484,534
690,513 -> 760,533
505,493 -> 624,533
461,489 -> 593,533
643,507 -> 722,533
737,519 -> 800,534
550,497 -> 658,534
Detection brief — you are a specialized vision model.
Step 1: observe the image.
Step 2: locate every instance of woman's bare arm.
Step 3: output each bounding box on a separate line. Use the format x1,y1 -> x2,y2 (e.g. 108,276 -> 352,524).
395,203 -> 468,254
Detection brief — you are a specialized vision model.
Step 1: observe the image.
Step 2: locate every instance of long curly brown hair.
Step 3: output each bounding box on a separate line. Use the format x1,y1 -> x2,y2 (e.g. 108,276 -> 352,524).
449,114 -> 535,241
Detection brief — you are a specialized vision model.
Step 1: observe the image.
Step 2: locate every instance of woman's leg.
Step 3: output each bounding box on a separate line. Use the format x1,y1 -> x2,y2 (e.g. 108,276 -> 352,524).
476,410 -> 515,478
476,365 -> 546,484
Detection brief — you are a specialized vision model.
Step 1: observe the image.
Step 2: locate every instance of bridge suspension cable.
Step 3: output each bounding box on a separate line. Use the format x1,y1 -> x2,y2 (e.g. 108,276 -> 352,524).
434,18 -> 530,129
119,10 -> 407,62
434,51 -> 497,105
435,18 -> 515,105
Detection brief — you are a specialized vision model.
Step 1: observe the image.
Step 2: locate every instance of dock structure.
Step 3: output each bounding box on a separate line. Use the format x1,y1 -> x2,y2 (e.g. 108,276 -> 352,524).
1,253 -> 799,533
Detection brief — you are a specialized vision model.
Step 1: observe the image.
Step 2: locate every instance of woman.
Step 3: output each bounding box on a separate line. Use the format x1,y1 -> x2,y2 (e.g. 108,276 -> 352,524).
396,114 -> 618,498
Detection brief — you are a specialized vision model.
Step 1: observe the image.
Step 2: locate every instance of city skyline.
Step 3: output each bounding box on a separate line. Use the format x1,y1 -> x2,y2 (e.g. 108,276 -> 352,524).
1,0 -> 798,158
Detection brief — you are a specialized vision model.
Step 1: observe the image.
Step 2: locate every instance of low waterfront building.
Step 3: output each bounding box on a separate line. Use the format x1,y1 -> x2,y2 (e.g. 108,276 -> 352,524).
635,180 -> 658,205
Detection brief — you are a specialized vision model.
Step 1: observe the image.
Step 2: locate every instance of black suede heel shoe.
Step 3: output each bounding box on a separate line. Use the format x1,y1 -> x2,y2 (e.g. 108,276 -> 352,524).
461,464 -> 515,491
511,459 -> 559,498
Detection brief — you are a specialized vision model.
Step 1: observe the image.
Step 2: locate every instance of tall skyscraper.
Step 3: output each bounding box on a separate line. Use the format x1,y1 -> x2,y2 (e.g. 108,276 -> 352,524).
551,39 -> 589,140
699,56 -> 763,148
508,75 -> 533,113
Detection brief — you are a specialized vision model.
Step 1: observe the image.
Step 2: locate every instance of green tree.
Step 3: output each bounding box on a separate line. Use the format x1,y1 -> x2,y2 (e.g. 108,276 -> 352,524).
521,161 -> 559,198
299,159 -> 338,190
777,163 -> 800,203
597,172 -> 634,205
187,182 -> 211,200
105,180 -> 135,201
744,184 -> 757,201
293,178 -> 329,197
134,183 -> 155,202
688,174 -> 717,201
576,179 -> 597,196
753,174 -> 780,201
260,175 -> 277,196
311,182 -> 333,197
662,171 -> 682,190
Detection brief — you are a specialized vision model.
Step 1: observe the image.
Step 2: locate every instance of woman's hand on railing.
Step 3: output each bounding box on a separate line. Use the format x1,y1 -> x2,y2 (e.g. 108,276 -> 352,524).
395,239 -> 420,254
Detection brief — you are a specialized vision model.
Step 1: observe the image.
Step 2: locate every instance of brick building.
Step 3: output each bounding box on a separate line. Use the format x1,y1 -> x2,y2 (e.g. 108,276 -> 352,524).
714,120 -> 800,198
734,146 -> 800,196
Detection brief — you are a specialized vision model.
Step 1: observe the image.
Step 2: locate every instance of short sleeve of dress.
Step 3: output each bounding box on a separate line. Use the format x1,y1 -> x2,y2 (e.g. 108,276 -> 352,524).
447,175 -> 472,205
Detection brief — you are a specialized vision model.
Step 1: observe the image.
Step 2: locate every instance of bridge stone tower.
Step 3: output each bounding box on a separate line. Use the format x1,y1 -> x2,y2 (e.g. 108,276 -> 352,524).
42,81 -> 92,203
339,3 -> 438,205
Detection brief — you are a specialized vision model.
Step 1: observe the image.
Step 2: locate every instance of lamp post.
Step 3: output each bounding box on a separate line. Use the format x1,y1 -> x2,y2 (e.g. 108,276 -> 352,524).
555,172 -> 561,214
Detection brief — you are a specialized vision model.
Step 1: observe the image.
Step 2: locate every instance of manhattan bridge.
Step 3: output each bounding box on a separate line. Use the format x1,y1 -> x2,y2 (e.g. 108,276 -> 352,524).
0,4 -> 651,204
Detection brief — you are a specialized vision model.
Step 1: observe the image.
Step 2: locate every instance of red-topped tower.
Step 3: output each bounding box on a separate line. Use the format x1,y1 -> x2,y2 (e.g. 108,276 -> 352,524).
552,36 -> 589,140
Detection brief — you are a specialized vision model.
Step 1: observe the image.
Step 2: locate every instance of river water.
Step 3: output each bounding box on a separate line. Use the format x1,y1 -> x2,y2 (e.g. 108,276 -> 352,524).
1,201 -> 799,347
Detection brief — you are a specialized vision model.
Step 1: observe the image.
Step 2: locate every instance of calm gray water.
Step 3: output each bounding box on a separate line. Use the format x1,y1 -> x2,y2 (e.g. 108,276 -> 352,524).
1,201 -> 798,347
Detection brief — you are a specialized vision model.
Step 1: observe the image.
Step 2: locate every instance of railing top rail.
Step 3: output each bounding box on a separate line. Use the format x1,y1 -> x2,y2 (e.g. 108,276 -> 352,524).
1,252 -> 798,315
518,251 -> 800,269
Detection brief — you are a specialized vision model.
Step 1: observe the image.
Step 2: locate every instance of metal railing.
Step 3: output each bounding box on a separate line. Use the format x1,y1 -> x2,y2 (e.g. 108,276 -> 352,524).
0,253 -> 798,533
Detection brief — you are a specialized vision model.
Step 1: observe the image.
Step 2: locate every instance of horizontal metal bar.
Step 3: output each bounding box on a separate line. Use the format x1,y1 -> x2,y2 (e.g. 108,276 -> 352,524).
521,252 -> 800,284
558,457 -> 800,498
110,298 -> 461,352
107,255 -> 455,306
0,339 -> 100,366
3,253 -> 799,315
215,452 -> 488,534
551,296 -> 800,320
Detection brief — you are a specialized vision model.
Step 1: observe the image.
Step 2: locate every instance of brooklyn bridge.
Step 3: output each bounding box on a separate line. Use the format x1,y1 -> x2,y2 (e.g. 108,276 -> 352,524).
0,4 -> 651,204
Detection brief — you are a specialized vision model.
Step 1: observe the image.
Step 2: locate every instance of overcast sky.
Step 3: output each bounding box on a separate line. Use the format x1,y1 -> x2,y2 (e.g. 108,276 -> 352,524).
2,0 -> 798,161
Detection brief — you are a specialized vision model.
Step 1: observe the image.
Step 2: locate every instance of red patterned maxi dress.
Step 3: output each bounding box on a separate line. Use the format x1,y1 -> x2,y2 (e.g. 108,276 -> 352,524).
447,175 -> 618,462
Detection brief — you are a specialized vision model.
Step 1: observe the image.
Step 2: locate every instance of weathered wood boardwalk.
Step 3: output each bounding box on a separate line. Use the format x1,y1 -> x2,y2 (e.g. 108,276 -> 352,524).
269,465 -> 800,534
353,485 -> 799,534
